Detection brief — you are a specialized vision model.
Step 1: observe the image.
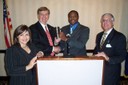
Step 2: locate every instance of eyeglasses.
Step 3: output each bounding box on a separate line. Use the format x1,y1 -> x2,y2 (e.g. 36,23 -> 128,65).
101,19 -> 113,23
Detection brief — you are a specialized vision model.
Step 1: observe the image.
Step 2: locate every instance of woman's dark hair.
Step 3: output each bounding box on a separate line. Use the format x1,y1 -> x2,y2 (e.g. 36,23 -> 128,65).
13,25 -> 31,45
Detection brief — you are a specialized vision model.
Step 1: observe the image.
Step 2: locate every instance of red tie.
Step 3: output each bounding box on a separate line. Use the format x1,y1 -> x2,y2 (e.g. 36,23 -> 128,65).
45,26 -> 54,56
45,26 -> 53,46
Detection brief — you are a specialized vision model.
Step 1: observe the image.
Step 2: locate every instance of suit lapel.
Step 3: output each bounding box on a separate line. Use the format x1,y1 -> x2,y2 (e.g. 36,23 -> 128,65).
37,22 -> 46,35
70,24 -> 81,38
36,22 -> 49,41
47,25 -> 53,36
101,29 -> 115,49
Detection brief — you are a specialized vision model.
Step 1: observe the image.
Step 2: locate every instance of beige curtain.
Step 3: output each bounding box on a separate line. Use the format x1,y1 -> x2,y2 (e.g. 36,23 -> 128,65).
0,0 -> 128,76
0,0 -> 127,49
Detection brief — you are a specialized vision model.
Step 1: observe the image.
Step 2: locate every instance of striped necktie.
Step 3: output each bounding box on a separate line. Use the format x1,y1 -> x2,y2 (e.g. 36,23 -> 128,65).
100,33 -> 107,49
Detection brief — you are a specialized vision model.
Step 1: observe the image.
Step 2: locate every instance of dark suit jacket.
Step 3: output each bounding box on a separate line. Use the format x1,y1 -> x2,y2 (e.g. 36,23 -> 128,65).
5,44 -> 39,85
60,23 -> 90,57
29,21 -> 57,56
93,29 -> 127,85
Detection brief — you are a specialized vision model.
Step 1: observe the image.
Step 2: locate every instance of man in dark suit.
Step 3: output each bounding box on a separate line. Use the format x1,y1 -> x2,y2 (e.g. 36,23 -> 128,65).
29,7 -> 60,56
93,13 -> 127,85
59,10 -> 90,57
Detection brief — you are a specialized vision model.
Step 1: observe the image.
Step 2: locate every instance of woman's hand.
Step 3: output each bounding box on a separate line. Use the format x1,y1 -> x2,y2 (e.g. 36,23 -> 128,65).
26,56 -> 37,71
36,51 -> 44,58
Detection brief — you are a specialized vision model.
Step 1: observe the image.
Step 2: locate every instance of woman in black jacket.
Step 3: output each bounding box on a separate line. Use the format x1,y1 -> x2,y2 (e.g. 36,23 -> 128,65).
5,25 -> 44,85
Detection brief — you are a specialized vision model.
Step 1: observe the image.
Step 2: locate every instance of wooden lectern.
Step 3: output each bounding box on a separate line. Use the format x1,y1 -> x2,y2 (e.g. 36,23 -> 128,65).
36,56 -> 104,85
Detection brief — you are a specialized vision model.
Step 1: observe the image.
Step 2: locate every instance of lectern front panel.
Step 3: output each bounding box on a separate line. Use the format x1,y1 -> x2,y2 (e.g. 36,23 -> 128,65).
37,58 -> 104,85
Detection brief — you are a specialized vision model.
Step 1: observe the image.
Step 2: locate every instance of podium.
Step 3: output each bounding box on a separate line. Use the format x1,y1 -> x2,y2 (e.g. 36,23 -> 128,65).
36,56 -> 104,85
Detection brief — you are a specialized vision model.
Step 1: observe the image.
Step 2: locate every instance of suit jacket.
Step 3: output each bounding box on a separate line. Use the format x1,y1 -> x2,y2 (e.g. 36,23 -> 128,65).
93,29 -> 127,85
125,52 -> 128,75
29,21 -> 57,56
5,44 -> 39,85
60,23 -> 90,57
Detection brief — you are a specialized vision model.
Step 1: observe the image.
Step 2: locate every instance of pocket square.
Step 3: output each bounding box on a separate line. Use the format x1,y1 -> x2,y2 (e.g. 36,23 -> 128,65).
106,44 -> 112,48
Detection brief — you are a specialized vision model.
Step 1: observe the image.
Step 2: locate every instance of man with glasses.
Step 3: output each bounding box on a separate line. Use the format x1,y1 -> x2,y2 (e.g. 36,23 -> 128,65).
93,13 -> 127,85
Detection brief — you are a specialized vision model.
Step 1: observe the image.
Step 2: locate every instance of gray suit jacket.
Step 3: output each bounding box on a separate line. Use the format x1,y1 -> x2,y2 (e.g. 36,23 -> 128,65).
60,23 -> 90,57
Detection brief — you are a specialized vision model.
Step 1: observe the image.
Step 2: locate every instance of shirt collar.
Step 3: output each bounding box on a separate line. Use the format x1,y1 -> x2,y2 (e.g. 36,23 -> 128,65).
70,22 -> 79,27
39,21 -> 47,31
104,28 -> 113,38
104,28 -> 113,35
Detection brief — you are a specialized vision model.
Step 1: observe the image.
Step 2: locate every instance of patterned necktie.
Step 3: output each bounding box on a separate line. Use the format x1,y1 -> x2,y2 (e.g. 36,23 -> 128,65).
45,26 -> 54,56
100,33 -> 107,49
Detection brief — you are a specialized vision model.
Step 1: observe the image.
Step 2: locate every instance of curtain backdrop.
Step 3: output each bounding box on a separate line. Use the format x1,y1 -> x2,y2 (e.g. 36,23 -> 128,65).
0,0 -> 128,49
0,0 -> 128,76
